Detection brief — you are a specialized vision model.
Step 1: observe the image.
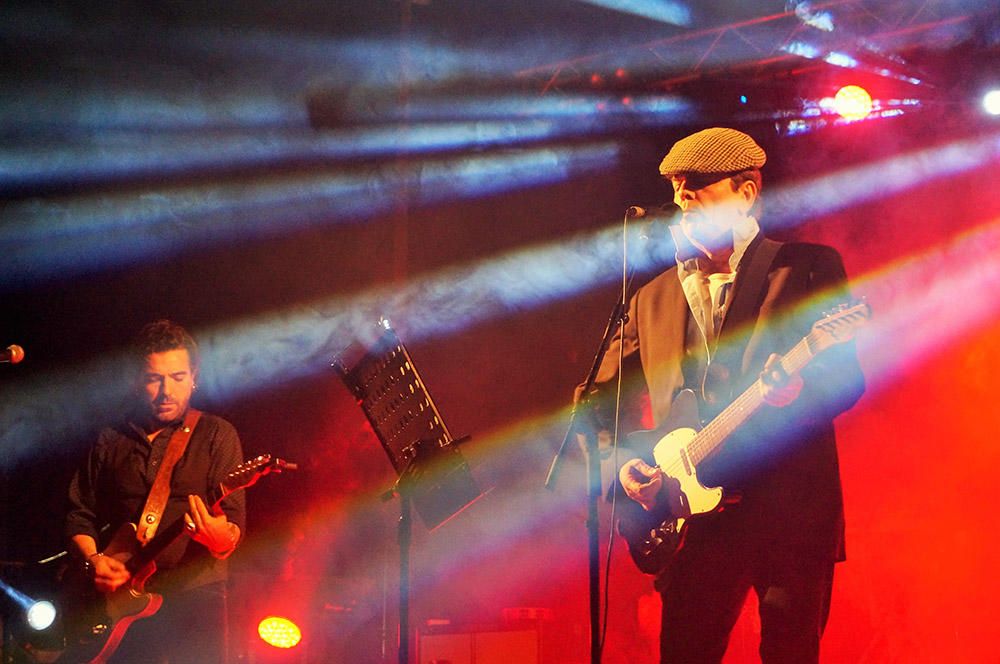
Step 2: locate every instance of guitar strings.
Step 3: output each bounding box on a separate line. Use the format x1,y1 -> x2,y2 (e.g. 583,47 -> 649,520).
656,333 -> 817,479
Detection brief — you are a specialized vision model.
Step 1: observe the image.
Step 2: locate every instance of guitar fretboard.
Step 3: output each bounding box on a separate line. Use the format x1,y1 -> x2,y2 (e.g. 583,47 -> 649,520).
686,331 -> 819,466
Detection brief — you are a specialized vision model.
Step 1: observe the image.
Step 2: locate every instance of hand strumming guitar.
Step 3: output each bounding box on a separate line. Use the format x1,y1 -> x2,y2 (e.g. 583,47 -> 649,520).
71,533 -> 132,593
619,459 -> 664,512
185,494 -> 241,559
89,553 -> 131,593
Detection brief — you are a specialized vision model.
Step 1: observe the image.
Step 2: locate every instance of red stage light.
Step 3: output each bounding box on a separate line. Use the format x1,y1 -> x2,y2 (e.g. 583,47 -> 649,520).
833,85 -> 873,120
258,616 -> 303,649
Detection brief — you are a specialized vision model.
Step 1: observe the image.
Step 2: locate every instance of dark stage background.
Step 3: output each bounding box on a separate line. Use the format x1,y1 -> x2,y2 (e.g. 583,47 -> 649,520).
2,2 -> 1000,662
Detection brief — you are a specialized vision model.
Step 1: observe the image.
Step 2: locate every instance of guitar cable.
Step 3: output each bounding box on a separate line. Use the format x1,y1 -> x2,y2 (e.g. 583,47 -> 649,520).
31,524 -> 111,566
599,206 -> 635,656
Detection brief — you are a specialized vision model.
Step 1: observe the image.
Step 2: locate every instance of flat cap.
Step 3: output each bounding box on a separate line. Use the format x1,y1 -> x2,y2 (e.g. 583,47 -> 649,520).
658,127 -> 766,176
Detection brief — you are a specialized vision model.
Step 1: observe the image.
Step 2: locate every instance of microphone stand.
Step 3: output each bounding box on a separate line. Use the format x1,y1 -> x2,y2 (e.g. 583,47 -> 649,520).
544,207 -> 646,664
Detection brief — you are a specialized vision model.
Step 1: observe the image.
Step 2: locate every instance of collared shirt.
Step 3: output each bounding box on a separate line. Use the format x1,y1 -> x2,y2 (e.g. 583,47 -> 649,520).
66,411 -> 245,592
669,216 -> 761,354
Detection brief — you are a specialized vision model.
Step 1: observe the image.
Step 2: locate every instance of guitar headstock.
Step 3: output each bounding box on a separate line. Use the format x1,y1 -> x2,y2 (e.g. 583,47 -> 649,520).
220,455 -> 298,497
809,300 -> 871,352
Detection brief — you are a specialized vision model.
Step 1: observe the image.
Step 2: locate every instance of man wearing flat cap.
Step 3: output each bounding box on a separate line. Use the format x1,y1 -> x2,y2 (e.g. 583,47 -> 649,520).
580,128 -> 864,662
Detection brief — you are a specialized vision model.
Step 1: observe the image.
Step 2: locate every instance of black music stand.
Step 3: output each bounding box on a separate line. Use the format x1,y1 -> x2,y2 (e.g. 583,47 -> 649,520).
333,320 -> 481,664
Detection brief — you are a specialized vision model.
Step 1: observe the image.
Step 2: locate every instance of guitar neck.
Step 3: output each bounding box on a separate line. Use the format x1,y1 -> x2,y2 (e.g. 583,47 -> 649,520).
687,332 -> 819,466
128,485 -> 227,573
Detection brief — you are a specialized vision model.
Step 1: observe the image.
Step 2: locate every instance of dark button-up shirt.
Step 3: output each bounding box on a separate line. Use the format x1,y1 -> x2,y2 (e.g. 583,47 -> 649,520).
66,411 -> 246,593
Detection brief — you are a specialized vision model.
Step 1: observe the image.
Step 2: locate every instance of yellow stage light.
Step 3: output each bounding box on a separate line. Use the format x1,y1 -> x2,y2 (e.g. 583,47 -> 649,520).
258,616 -> 303,649
834,85 -> 873,120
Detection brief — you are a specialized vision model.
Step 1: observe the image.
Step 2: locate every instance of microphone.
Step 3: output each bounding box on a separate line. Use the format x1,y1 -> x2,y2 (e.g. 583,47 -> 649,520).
626,205 -> 657,241
2,344 -> 25,364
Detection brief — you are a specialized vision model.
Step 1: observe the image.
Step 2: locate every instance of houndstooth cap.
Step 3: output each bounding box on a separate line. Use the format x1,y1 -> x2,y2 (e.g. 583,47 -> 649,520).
658,127 -> 766,176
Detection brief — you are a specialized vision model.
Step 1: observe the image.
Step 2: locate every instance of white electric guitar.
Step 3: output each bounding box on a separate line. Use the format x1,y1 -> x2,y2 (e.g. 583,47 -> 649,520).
620,302 -> 870,575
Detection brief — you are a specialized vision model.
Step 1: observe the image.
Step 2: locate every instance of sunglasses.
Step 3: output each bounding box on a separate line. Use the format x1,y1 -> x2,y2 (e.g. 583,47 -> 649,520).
668,172 -> 738,192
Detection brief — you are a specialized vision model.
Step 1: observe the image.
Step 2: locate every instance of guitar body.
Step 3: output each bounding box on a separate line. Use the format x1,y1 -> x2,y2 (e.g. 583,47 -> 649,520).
83,588 -> 162,664
621,390 -> 726,575
59,524 -> 164,664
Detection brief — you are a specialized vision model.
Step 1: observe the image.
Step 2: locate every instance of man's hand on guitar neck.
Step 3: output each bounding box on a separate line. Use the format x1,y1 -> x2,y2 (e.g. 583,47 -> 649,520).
619,459 -> 664,512
185,494 -> 240,559
759,353 -> 804,408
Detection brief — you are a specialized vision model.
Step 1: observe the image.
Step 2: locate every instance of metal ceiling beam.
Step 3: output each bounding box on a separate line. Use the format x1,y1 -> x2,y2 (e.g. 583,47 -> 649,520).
518,1 -> 984,94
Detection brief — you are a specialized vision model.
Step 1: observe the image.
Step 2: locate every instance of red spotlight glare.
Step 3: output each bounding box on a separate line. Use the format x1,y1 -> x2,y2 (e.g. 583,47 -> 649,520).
615,67 -> 627,79
589,73 -> 603,86
834,85 -> 873,121
258,616 -> 302,649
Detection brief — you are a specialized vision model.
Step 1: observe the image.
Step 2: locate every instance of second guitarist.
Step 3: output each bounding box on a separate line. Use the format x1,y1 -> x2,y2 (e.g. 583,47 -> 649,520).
65,320 -> 245,663
576,128 -> 865,664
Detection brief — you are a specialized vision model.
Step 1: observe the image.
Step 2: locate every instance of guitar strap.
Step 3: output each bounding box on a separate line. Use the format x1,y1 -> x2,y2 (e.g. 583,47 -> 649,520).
705,236 -> 783,404
720,236 -> 783,337
136,408 -> 202,546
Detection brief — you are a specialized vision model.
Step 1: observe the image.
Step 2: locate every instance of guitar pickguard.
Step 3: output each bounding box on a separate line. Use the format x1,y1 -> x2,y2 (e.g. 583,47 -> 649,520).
652,426 -> 724,520
620,389 -> 725,575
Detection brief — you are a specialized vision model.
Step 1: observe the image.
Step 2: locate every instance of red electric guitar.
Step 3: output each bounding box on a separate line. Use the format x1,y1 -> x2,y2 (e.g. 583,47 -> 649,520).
60,455 -> 294,664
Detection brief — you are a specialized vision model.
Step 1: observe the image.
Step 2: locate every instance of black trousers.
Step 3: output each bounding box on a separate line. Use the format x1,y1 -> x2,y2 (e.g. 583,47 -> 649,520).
658,515 -> 835,664
110,582 -> 228,664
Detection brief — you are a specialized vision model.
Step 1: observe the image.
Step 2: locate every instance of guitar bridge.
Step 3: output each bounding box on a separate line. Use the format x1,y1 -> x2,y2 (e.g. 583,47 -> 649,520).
641,522 -> 678,554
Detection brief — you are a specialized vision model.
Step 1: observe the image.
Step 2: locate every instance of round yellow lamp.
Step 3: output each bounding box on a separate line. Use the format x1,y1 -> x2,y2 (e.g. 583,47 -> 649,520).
258,616 -> 303,649
833,85 -> 873,121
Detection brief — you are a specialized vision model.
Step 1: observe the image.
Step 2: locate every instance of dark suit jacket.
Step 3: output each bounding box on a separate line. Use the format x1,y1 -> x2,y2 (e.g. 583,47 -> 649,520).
590,236 -> 865,562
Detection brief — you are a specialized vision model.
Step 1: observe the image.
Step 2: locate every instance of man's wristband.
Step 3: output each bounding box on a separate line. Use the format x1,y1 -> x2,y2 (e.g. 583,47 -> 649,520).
83,552 -> 104,576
